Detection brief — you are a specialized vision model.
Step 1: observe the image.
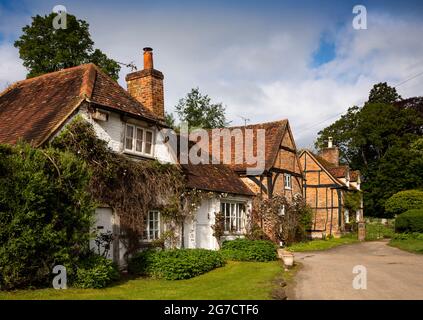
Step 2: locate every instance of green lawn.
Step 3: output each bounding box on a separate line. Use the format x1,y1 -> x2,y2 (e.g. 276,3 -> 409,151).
365,220 -> 395,241
286,234 -> 358,252
0,261 -> 285,300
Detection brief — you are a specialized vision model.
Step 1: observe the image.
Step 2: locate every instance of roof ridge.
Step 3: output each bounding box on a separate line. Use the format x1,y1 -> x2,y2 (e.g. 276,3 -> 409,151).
227,118 -> 288,129
12,64 -> 91,87
79,63 -> 97,99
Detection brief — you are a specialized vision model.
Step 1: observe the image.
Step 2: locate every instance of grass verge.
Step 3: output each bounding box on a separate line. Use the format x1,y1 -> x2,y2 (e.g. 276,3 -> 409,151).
286,234 -> 358,252
0,261 -> 285,300
389,239 -> 423,254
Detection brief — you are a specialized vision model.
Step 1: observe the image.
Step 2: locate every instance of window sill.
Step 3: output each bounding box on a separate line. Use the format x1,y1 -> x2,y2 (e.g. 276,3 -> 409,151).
123,150 -> 155,159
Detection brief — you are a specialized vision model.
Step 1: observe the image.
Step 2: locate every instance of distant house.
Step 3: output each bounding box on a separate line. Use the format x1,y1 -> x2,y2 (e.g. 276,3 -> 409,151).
299,138 -> 363,238
196,120 -> 304,242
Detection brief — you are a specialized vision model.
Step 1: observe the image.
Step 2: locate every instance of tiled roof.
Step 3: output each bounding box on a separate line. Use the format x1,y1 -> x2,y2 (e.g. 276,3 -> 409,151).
182,164 -> 254,196
328,166 -> 348,179
193,120 -> 288,173
0,63 -> 163,146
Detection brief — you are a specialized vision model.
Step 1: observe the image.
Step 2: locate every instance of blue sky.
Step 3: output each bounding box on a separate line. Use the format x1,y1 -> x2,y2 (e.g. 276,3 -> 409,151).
1,0 -> 423,147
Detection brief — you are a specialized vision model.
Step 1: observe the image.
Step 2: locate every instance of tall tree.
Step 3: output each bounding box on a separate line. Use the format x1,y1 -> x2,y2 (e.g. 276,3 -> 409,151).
175,87 -> 227,129
14,13 -> 120,80
316,83 -> 423,217
368,82 -> 402,105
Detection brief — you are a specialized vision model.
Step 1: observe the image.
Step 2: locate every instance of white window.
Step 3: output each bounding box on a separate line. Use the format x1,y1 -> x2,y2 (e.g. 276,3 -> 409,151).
220,202 -> 246,233
284,174 -> 292,189
142,211 -> 160,241
124,124 -> 154,156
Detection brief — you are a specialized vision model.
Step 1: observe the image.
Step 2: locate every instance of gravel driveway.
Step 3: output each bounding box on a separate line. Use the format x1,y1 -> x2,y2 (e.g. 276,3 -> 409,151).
289,240 -> 423,300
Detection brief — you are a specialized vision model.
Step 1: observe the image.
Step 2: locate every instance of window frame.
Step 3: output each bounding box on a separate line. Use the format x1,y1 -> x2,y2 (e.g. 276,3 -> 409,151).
142,210 -> 160,242
284,173 -> 292,190
124,123 -> 154,157
220,201 -> 246,234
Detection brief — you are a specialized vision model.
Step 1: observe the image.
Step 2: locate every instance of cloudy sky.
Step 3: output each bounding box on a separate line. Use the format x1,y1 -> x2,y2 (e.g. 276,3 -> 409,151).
1,0 -> 423,148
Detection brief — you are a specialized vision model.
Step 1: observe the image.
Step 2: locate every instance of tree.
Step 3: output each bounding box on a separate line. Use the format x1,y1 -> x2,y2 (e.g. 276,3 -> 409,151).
315,83 -> 423,217
175,87 -> 227,129
14,13 -> 120,80
164,112 -> 176,129
368,82 -> 402,105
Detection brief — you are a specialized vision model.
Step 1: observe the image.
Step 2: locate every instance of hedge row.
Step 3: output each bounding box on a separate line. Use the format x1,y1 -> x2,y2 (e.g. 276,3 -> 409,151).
395,209 -> 423,233
220,239 -> 277,262
128,249 -> 225,280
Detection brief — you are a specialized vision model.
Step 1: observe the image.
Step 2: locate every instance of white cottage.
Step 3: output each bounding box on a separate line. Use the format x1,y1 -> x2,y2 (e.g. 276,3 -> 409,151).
0,47 -> 254,266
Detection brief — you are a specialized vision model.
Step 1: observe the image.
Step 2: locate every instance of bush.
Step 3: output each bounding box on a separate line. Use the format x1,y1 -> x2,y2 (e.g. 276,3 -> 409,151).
385,190 -> 423,216
220,239 -> 277,262
128,249 -> 225,280
72,254 -> 120,289
391,232 -> 423,241
395,209 -> 423,233
0,143 -> 95,290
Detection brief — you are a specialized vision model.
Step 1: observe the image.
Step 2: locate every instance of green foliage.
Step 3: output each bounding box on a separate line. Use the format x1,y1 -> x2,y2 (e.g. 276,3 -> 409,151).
14,13 -> 120,80
128,249 -> 225,280
316,83 -> 423,217
395,209 -> 423,233
253,195 -> 311,244
164,112 -> 176,129
385,190 -> 423,216
344,192 -> 362,213
0,143 -> 95,290
72,254 -> 119,289
51,116 -> 186,257
220,239 -> 277,262
391,232 -> 423,241
368,82 -> 402,105
175,87 -> 227,129
365,219 -> 395,240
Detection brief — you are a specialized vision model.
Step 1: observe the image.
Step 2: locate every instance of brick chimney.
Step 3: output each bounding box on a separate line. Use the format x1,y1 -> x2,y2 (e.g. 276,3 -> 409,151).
125,47 -> 164,119
320,137 -> 339,166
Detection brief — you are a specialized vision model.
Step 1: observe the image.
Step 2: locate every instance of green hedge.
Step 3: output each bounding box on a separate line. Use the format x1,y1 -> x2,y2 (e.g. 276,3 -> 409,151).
0,143 -> 95,290
128,249 -> 225,280
72,254 -> 120,289
395,209 -> 423,233
385,190 -> 423,216
220,239 -> 277,262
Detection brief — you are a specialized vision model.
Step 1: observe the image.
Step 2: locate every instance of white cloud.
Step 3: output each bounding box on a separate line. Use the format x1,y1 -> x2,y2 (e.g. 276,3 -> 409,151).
0,44 -> 26,91
1,3 -> 422,149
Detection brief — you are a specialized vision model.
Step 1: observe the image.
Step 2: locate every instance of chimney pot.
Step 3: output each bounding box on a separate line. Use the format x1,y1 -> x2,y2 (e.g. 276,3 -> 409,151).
143,47 -> 154,69
328,137 -> 333,148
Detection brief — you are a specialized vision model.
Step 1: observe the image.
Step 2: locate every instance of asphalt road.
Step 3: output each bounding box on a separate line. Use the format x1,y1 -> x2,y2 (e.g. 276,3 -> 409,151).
289,240 -> 423,300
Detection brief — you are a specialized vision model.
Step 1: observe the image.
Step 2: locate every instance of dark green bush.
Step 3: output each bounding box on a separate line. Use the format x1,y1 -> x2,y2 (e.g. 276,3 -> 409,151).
0,143 -> 95,290
128,249 -> 225,280
385,190 -> 423,216
220,239 -> 277,262
395,209 -> 423,233
72,254 -> 120,289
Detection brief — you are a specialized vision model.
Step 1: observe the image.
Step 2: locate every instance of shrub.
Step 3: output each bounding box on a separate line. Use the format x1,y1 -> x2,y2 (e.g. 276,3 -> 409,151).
385,190 -> 423,216
220,239 -> 277,262
72,254 -> 120,289
395,209 -> 423,233
392,232 -> 423,241
128,249 -> 225,280
0,143 -> 95,290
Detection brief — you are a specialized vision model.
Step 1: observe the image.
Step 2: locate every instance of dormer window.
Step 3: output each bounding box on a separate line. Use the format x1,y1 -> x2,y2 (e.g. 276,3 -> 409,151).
125,124 -> 154,156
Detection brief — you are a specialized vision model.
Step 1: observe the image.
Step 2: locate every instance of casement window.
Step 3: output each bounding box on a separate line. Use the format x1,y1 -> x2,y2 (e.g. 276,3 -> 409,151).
284,174 -> 292,190
142,210 -> 160,241
124,124 -> 154,156
220,202 -> 246,233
